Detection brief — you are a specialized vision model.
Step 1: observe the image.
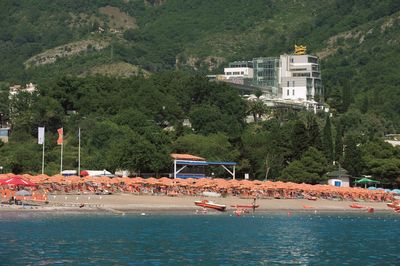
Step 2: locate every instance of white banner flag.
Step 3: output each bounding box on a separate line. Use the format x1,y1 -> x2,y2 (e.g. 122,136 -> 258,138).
38,127 -> 45,144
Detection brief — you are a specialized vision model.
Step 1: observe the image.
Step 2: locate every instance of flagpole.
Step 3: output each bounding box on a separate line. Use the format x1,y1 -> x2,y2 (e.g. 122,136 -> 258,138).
38,127 -> 45,174
78,128 -> 81,176
42,127 -> 45,174
60,141 -> 63,174
60,128 -> 63,174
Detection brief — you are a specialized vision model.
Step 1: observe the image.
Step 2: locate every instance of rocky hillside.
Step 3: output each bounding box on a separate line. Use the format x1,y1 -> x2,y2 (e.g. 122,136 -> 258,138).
0,0 -> 400,127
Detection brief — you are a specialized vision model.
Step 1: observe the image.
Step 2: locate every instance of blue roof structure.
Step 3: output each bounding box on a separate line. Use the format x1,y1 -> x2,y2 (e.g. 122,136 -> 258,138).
207,161 -> 237,166
175,160 -> 237,166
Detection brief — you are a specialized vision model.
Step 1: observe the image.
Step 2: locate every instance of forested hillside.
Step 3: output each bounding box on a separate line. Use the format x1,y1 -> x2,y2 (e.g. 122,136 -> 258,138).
0,1 -> 399,184
0,0 -> 399,127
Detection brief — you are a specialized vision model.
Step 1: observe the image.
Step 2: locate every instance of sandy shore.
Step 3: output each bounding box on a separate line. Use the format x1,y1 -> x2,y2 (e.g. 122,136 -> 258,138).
0,194 -> 393,214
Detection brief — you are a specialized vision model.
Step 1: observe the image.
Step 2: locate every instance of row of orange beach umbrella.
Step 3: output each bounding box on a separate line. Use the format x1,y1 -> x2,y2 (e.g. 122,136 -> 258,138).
0,173 -> 396,202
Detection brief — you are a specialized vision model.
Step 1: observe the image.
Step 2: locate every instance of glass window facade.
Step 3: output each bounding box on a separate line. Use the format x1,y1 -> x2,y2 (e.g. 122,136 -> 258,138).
312,72 -> 320,77
293,73 -> 310,77
229,61 -> 253,68
308,57 -> 318,63
252,57 -> 279,89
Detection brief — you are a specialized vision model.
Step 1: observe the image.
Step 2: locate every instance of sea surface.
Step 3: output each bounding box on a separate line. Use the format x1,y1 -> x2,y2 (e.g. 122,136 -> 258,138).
0,211 -> 399,265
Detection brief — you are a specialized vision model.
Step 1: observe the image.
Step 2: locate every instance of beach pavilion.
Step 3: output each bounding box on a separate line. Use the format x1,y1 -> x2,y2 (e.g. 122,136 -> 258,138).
355,177 -> 380,188
171,153 -> 237,179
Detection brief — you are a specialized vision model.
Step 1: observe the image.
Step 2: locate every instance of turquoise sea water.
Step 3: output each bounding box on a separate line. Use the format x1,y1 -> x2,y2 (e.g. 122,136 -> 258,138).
0,212 -> 399,265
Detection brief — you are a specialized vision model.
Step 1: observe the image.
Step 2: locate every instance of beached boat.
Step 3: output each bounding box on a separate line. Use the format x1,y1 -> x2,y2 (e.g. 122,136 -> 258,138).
350,203 -> 365,209
387,201 -> 400,213
387,201 -> 400,209
306,196 -> 318,201
194,200 -> 226,211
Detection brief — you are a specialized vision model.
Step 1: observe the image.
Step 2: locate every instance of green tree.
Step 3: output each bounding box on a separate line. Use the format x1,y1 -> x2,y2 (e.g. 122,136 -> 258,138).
279,147 -> 327,184
0,141 -> 42,174
174,133 -> 239,177
0,85 -> 10,123
9,91 -> 38,133
255,89 -> 263,98
341,85 -> 353,113
322,115 -> 334,163
325,86 -> 342,112
174,133 -> 239,162
247,99 -> 268,123
342,135 -> 363,176
31,96 -> 64,133
334,123 -> 343,162
106,132 -> 166,175
189,104 -> 242,137
241,125 -> 273,179
291,120 -> 309,160
305,114 -> 322,150
361,140 -> 400,185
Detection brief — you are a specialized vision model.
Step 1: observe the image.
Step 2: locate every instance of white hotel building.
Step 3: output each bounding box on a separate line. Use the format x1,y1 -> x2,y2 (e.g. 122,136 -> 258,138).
221,52 -> 323,103
279,54 -> 322,101
223,61 -> 254,79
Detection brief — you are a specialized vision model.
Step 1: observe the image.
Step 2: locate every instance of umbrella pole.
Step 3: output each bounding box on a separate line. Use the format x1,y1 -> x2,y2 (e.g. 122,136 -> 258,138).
60,141 -> 63,174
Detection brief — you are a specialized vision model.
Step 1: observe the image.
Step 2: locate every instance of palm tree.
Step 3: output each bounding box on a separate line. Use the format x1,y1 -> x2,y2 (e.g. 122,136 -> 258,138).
247,99 -> 268,122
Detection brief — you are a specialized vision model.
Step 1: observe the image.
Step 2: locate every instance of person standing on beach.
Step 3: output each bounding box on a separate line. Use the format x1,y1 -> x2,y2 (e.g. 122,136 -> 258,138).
252,198 -> 256,213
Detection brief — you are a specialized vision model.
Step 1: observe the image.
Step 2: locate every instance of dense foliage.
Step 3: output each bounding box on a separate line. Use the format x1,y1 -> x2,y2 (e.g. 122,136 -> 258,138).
0,0 -> 399,127
1,73 -> 399,186
0,1 -> 400,185
0,73 -> 246,175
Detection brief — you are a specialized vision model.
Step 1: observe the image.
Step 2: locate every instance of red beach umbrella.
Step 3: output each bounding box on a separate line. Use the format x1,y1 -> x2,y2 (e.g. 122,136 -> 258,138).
0,176 -> 37,186
80,170 -> 89,177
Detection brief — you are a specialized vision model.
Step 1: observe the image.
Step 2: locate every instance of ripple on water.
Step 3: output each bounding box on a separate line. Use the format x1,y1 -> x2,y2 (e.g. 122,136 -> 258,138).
0,212 -> 399,265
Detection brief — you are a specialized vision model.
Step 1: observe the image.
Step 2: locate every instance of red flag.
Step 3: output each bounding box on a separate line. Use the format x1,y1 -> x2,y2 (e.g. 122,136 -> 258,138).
57,128 -> 63,145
